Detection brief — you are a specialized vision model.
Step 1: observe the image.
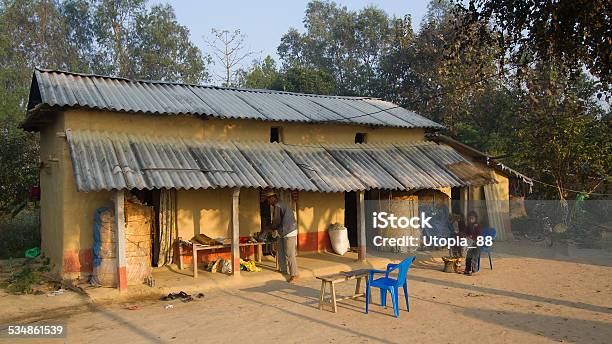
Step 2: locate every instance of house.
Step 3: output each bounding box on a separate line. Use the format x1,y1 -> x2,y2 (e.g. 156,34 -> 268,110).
22,69 -> 527,290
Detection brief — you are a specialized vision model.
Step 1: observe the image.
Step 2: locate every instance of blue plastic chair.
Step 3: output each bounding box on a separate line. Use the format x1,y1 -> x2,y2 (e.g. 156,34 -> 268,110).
365,256 -> 416,318
478,227 -> 496,271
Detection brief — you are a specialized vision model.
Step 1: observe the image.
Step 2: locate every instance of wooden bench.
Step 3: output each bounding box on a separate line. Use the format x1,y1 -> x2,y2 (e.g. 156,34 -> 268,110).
316,269 -> 370,313
176,239 -> 265,278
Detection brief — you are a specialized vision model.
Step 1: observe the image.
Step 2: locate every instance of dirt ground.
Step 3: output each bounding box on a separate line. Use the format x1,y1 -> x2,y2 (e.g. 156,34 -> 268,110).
1,243 -> 611,344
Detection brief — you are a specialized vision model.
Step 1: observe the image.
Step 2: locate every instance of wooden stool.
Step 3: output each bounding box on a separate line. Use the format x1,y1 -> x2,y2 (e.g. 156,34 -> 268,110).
316,269 -> 370,313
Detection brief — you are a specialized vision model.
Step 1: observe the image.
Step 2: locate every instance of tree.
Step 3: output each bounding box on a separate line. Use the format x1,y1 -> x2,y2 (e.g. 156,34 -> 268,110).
239,56 -> 336,95
92,0 -> 146,78
457,0 -> 611,89
381,0 -> 514,155
279,65 -> 336,95
206,28 -> 257,86
91,0 -> 209,83
239,56 -> 281,90
278,0 -> 406,96
0,117 -> 38,213
0,0 -> 210,212
509,63 -> 611,199
60,0 -> 96,73
133,4 -> 209,83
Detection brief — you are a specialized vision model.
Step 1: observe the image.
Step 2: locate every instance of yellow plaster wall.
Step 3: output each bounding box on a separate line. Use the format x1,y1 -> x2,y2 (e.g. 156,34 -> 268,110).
438,187 -> 451,198
176,188 -> 261,240
63,110 -> 425,144
367,128 -> 425,144
39,113 -> 66,273
62,186 -> 112,253
492,171 -> 510,201
41,109 -> 430,274
297,192 -> 345,234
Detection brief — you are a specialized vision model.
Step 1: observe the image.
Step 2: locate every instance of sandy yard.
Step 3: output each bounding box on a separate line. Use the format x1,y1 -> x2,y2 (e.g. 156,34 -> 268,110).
1,243 -> 611,344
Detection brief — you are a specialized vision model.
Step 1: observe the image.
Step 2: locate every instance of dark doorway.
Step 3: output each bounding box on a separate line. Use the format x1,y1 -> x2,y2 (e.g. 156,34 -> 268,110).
451,187 -> 461,215
344,192 -> 358,247
130,188 -> 161,266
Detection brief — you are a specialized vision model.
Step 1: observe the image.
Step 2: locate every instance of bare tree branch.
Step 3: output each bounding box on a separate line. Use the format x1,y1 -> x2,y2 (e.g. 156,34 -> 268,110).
205,28 -> 260,86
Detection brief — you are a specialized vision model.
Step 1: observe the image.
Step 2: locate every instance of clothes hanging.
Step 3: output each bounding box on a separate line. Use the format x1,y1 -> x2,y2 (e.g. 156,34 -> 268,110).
158,189 -> 177,266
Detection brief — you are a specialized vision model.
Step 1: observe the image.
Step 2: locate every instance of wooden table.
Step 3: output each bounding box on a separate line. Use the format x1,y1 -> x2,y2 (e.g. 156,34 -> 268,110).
316,269 -> 370,313
177,239 -> 265,278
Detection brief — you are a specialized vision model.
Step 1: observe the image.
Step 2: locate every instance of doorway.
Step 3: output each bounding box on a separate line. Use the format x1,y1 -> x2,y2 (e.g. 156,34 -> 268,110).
344,192 -> 358,248
129,189 -> 161,266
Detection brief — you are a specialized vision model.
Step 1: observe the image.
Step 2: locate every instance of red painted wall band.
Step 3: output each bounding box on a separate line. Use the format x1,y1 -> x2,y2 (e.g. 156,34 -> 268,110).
62,249 -> 93,273
117,266 -> 128,290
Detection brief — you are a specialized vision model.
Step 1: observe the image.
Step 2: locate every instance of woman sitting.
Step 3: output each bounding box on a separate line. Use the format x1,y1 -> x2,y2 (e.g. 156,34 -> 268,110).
449,213 -> 466,259
463,211 -> 481,275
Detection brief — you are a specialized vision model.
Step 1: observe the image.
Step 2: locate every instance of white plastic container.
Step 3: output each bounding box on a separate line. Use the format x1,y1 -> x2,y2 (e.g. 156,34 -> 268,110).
328,223 -> 350,256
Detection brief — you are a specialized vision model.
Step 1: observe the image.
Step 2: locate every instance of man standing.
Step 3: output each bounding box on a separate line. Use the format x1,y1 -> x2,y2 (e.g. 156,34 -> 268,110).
265,191 -> 299,283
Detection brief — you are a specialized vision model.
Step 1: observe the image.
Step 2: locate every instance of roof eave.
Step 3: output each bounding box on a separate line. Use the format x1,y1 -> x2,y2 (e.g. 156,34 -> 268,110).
426,133 -> 534,185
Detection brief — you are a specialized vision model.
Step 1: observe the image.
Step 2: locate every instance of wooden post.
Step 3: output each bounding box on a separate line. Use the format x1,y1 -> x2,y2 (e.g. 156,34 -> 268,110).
357,190 -> 367,262
462,187 -> 469,219
231,188 -> 240,276
193,243 -> 198,278
114,190 -> 127,291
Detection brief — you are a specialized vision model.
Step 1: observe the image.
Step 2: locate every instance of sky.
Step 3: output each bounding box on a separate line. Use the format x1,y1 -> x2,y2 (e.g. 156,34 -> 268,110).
155,0 -> 432,82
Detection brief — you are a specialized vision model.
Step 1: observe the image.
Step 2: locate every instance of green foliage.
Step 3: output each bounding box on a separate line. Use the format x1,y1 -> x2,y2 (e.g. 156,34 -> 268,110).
459,0 -> 611,88
509,64 -> 611,199
280,65 -> 336,95
0,256 -> 50,294
240,56 -> 281,90
0,0 -> 210,213
240,56 -> 336,95
271,0 -> 610,199
0,208 -> 40,259
133,4 -> 210,83
0,0 -> 609,205
90,0 -> 209,82
0,118 -> 38,212
0,264 -> 41,294
278,0 -> 409,96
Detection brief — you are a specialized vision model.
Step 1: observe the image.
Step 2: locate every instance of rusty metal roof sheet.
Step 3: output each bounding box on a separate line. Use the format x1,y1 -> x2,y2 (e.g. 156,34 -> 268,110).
28,69 -> 444,129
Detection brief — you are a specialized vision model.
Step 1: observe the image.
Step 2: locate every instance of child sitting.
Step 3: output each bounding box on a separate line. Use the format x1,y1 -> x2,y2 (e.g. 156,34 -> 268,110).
463,211 -> 481,275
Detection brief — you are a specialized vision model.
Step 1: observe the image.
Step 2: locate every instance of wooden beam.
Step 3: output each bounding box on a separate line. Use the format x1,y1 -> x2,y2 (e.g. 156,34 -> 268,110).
114,190 -> 127,291
462,187 -> 469,220
231,188 -> 241,276
357,190 -> 367,262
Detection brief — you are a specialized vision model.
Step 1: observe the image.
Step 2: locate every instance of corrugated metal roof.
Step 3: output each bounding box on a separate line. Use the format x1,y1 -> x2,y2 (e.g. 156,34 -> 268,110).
66,130 -> 268,191
65,130 -> 493,192
446,162 -> 495,186
323,144 -> 406,190
233,141 -> 319,192
282,144 -> 365,192
357,143 -> 457,189
28,69 -> 444,129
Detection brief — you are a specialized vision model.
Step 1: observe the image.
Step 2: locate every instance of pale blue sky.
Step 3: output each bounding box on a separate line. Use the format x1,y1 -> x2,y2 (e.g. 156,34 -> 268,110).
155,0 -> 431,82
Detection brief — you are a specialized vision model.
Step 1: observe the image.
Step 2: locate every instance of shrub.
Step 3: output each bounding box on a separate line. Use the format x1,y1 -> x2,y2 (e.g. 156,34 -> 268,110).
0,207 -> 40,259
